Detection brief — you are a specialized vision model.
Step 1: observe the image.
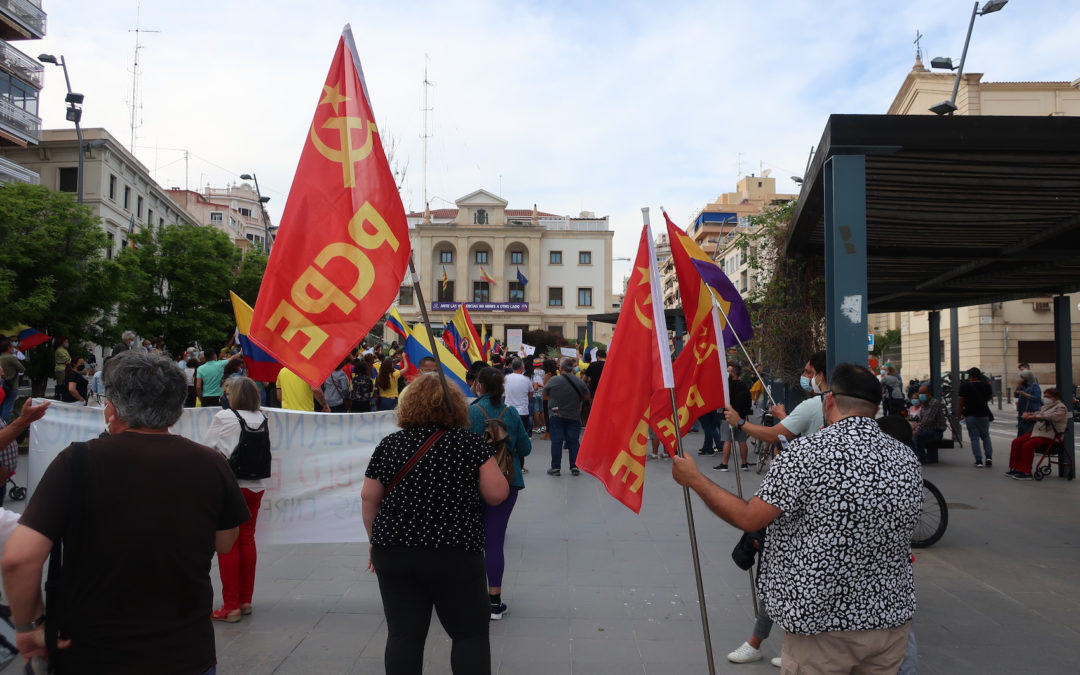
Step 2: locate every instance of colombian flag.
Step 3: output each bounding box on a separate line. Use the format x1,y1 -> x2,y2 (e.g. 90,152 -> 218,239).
386,306 -> 408,339
441,305 -> 484,368
1,325 -> 51,350
405,322 -> 471,395
230,292 -> 283,383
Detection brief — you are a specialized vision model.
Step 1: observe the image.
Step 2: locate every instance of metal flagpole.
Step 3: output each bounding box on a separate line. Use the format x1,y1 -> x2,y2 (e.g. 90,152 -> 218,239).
407,253 -> 454,407
643,208 -> 716,675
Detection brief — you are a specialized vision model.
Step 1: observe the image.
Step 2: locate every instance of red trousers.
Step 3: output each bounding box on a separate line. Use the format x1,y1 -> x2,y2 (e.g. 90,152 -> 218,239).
1008,434 -> 1054,473
218,488 -> 264,610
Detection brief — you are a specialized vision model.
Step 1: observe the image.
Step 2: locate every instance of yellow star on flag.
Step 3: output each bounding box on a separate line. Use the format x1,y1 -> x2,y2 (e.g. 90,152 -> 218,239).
319,83 -> 351,115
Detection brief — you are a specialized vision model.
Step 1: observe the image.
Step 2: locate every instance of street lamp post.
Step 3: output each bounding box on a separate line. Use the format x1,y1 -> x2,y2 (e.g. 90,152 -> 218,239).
239,173 -> 273,254
38,54 -> 85,203
929,0 -> 1009,115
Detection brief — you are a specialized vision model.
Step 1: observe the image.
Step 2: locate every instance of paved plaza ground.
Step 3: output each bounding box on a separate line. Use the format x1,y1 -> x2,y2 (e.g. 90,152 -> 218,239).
2,415 -> 1078,674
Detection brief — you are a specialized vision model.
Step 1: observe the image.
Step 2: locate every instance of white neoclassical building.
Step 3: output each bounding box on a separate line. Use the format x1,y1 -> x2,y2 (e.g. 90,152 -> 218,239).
394,189 -> 615,345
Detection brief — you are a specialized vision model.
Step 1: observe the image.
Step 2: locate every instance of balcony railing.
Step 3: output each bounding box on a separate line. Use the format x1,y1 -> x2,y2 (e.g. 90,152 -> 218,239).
0,0 -> 46,38
543,218 -> 609,232
0,40 -> 42,87
0,95 -> 40,143
0,154 -> 37,184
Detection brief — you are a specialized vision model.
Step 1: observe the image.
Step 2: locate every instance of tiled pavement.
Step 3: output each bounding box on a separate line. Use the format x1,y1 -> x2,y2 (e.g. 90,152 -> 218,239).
3,416 -> 1078,674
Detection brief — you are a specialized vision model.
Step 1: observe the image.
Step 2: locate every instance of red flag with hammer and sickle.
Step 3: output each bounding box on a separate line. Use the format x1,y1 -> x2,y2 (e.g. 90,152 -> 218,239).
250,25 -> 410,387
577,226 -> 668,513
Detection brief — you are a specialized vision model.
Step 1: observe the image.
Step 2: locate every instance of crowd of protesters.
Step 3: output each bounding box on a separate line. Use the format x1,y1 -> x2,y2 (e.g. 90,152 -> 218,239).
0,322 -> 1073,674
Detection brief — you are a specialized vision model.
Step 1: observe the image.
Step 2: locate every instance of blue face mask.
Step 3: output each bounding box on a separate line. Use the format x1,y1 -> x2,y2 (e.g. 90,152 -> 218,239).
918,394 -> 928,403
910,398 -> 920,407
799,375 -> 812,392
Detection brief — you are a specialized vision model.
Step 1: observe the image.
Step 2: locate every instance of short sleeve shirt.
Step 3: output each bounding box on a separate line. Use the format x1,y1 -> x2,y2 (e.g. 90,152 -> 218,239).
196,359 -> 228,398
365,426 -> 494,551
779,395 -> 824,438
959,379 -> 993,417
503,372 -> 532,415
755,416 -> 923,635
276,367 -> 314,411
20,433 -> 249,674
543,374 -> 588,421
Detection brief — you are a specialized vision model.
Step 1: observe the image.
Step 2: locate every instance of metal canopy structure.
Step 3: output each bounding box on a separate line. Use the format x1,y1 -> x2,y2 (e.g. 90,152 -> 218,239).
786,114 -> 1077,476
786,114 -> 1080,313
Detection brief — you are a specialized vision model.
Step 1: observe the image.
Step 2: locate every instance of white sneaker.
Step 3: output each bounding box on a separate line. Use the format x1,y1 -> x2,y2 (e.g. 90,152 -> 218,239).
726,642 -> 762,663
771,656 -> 782,667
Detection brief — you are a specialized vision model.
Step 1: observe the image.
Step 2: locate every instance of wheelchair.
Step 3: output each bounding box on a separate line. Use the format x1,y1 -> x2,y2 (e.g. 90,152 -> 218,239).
1033,434 -> 1074,481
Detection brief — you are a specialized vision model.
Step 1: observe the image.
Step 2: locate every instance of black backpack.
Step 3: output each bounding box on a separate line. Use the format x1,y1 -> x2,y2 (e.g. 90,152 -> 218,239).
351,371 -> 375,405
228,409 -> 271,480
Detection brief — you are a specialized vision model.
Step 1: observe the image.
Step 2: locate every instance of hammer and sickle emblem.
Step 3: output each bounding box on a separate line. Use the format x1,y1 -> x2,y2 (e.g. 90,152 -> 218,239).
694,340 -> 718,364
310,115 -> 378,188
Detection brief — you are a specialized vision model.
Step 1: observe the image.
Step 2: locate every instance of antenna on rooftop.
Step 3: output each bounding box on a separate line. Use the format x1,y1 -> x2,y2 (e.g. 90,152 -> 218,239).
420,54 -> 434,211
127,0 -> 160,154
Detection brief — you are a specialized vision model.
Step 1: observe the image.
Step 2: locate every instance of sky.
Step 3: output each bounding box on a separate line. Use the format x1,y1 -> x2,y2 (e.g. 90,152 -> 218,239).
32,0 -> 1080,286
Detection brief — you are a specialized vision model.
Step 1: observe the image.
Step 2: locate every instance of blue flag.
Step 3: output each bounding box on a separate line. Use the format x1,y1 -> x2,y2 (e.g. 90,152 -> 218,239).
516,267 -> 528,286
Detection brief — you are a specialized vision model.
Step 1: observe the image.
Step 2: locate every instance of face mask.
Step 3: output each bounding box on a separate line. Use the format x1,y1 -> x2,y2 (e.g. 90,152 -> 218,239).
918,394 -> 928,403
1019,369 -> 1031,377
811,376 -> 823,394
880,369 -> 886,375
910,398 -> 920,407
799,375 -> 813,392
76,365 -> 85,372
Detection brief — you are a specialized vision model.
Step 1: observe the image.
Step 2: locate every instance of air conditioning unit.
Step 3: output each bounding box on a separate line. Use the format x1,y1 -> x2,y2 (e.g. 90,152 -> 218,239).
1032,302 -> 1051,312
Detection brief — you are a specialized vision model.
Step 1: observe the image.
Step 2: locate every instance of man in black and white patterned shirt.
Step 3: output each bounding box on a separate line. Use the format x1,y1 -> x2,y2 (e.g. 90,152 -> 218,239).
672,363 -> 923,673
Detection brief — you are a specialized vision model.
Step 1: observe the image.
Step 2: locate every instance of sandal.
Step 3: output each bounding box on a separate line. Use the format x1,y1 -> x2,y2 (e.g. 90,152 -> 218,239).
211,607 -> 242,623
239,605 -> 253,615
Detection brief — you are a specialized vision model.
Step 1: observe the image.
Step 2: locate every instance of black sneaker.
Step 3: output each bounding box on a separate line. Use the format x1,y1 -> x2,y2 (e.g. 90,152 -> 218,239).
570,467 -> 580,476
740,464 -> 749,471
546,468 -> 561,476
985,458 -> 992,467
974,462 -> 984,468
1005,469 -> 1019,476
1011,472 -> 1032,481
713,464 -> 729,472
490,602 -> 508,620
697,449 -> 715,456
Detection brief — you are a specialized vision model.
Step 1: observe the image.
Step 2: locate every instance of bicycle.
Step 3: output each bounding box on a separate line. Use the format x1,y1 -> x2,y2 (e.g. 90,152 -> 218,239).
912,479 -> 948,548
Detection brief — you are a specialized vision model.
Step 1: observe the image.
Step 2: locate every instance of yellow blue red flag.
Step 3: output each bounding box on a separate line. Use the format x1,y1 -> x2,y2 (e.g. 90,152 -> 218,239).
441,305 -> 484,368
230,292 -> 283,383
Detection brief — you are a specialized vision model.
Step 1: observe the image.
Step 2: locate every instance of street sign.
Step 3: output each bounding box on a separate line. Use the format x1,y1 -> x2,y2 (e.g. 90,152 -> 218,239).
868,333 -> 875,351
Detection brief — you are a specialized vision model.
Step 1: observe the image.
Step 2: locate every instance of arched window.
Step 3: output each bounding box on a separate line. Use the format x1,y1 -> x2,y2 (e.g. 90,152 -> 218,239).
474,208 -> 488,225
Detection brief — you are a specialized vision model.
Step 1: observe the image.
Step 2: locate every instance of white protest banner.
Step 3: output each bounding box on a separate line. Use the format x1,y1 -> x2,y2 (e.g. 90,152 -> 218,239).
560,347 -> 578,359
518,344 -> 536,357
28,400 -> 400,545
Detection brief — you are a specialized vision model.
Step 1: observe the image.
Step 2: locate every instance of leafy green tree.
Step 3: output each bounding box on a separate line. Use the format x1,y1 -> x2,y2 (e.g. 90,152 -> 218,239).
732,200 -> 825,386
0,183 -> 121,394
114,223 -> 266,353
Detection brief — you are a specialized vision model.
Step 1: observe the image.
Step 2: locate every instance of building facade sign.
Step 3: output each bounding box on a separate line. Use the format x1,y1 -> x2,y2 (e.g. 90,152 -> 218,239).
431,301 -> 529,312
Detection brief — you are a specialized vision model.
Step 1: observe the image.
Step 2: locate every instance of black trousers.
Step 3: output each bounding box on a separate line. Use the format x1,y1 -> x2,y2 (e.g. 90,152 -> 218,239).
372,545 -> 490,675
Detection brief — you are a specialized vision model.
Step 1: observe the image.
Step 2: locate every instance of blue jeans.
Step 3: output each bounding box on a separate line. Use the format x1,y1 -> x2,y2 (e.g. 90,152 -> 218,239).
0,385 -> 15,423
698,411 -> 723,452
377,397 -> 397,411
965,416 -> 992,462
549,416 -> 581,470
912,428 -> 943,463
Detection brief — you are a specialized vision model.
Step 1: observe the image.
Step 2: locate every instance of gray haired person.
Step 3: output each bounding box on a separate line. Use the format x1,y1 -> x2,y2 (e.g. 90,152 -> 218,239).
2,351 -> 250,674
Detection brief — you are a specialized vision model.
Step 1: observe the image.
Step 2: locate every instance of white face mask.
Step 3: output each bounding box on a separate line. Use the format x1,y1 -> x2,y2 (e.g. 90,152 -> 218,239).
811,375 -> 823,394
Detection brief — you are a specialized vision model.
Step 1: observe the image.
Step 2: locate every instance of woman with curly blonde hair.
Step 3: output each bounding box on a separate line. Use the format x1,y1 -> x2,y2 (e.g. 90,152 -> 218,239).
362,373 -> 508,674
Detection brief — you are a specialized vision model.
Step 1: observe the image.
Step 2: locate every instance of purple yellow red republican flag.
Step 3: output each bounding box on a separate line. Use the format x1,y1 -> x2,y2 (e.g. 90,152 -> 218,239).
249,25 -> 411,387
665,213 -> 753,346
646,212 -> 731,456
